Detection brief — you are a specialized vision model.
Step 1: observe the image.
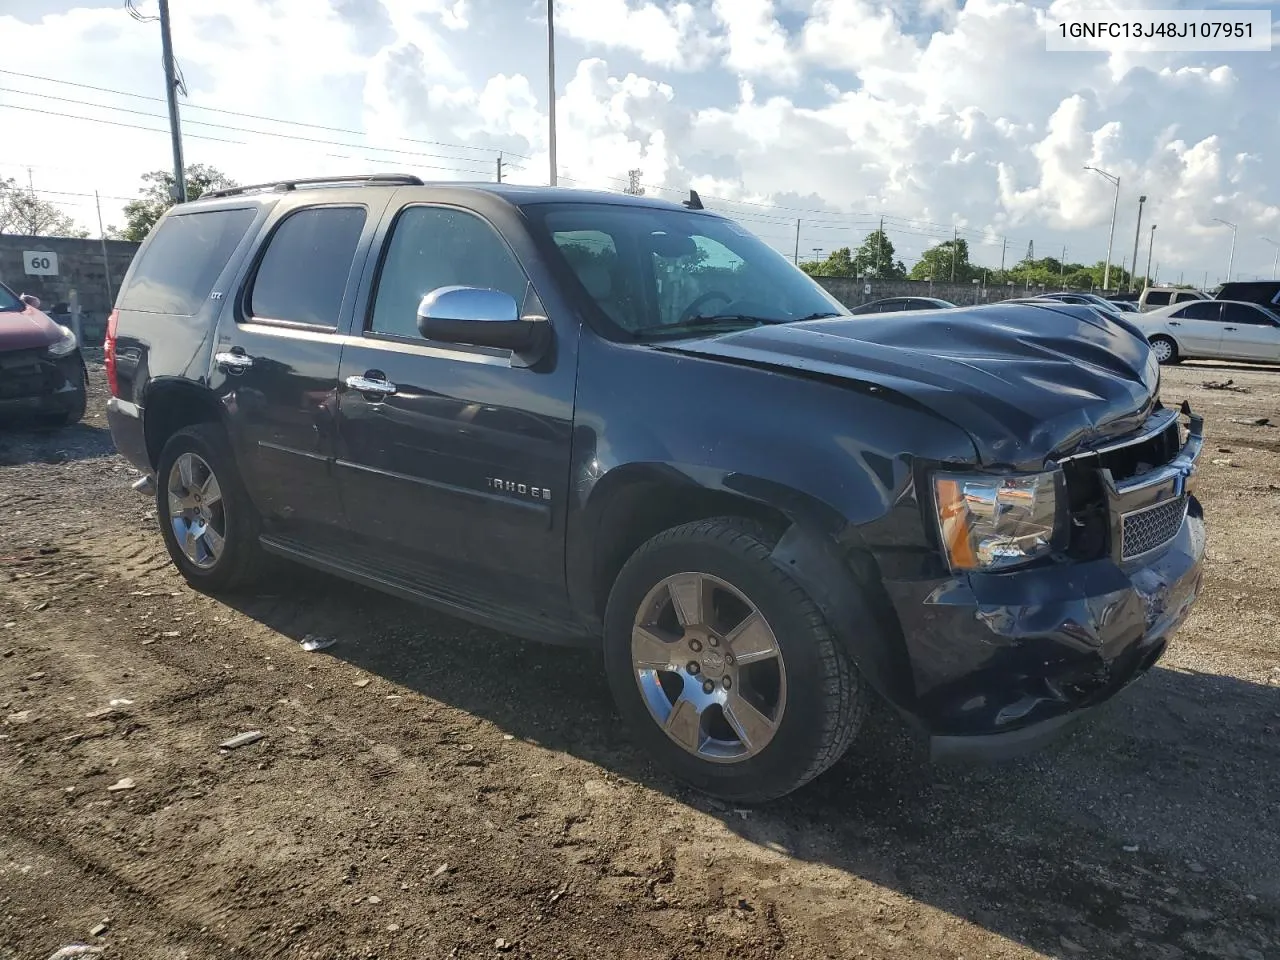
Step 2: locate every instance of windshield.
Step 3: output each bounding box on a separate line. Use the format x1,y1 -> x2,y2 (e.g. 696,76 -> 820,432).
528,203 -> 847,339
0,283 -> 24,313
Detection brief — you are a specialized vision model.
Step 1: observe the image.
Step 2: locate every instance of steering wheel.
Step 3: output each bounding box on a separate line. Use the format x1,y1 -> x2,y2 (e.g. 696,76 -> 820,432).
679,290 -> 734,323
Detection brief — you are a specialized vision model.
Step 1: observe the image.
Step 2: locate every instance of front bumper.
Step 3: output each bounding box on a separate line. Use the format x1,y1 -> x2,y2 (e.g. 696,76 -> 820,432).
883,406 -> 1206,760
0,349 -> 85,417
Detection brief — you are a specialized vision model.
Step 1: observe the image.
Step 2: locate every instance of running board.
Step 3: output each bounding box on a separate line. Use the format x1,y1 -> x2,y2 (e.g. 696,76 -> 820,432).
258,534 -> 596,648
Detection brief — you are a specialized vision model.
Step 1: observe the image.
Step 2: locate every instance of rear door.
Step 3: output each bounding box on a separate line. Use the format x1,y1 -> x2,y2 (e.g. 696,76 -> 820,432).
211,196 -> 388,540
1220,303 -> 1280,361
332,199 -> 577,610
1165,300 -> 1224,356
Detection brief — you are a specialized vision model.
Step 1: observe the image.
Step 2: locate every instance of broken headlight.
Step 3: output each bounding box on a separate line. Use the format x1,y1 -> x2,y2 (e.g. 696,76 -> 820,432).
932,470 -> 1066,572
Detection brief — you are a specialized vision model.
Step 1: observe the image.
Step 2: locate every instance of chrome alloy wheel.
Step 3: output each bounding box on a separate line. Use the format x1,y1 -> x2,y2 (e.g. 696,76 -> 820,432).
166,452 -> 226,570
631,572 -> 787,763
1151,338 -> 1173,363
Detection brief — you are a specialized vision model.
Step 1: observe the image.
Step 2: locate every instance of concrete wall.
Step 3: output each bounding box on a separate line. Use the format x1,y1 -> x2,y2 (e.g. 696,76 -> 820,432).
815,276 -> 1055,309
0,234 -> 140,343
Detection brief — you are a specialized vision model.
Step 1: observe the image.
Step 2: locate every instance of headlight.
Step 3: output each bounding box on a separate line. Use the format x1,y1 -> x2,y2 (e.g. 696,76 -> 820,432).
46,324 -> 78,358
932,470 -> 1065,572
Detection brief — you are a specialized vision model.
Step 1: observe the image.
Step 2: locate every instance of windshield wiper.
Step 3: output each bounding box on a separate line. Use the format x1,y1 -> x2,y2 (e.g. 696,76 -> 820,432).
632,314 -> 789,337
792,311 -> 842,322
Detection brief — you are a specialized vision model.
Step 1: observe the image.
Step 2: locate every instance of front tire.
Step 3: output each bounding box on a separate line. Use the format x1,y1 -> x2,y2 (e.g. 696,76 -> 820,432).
603,518 -> 867,802
155,424 -> 267,591
1150,335 -> 1180,365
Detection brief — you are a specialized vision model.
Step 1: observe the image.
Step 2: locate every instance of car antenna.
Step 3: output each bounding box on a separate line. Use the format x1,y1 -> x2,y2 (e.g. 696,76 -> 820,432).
682,189 -> 704,210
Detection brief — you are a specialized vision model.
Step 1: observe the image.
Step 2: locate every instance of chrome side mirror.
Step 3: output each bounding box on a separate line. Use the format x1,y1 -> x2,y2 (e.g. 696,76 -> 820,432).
20,293 -> 41,309
416,286 -> 549,355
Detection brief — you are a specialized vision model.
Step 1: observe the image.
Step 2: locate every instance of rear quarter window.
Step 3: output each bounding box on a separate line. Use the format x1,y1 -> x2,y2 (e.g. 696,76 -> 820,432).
1144,291 -> 1171,307
118,207 -> 257,316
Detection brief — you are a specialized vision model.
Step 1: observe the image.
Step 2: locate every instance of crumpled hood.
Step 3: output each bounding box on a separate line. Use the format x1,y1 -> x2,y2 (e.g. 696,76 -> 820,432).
662,302 -> 1161,466
0,305 -> 61,352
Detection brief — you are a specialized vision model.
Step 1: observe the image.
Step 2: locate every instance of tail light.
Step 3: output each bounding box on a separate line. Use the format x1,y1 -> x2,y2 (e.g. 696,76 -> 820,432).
104,309 -> 120,397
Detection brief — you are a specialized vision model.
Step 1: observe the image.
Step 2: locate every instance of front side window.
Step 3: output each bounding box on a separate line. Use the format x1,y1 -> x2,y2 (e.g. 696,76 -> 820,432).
250,206 -> 367,327
1145,291 -> 1171,307
1176,301 -> 1222,321
1223,303 -> 1275,326
370,206 -> 530,339
530,203 -> 847,340
0,283 -> 22,312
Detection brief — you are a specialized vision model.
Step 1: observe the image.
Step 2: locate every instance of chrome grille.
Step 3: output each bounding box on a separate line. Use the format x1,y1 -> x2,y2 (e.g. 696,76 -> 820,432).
1121,496 -> 1187,559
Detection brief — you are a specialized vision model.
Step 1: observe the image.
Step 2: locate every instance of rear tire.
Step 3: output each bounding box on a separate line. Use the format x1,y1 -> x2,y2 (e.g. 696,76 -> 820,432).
155,424 -> 268,591
603,517 -> 867,802
1149,335 -> 1180,365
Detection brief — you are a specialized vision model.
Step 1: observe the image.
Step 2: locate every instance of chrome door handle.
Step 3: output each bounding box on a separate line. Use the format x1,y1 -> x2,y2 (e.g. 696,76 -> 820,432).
345,375 -> 398,396
215,351 -> 254,370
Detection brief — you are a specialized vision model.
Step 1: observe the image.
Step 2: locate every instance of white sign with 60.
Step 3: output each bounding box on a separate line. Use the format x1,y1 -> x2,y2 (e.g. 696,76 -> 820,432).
22,251 -> 58,276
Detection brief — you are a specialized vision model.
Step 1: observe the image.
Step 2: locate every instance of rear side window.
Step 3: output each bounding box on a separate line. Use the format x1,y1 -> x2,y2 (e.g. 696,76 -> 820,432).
1176,301 -> 1221,321
250,206 -> 367,328
1144,291 -> 1171,307
119,208 -> 256,316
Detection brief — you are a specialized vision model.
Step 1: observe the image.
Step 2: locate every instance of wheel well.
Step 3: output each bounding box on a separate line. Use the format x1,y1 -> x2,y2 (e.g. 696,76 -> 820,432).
591,483 -> 790,619
144,383 -> 224,469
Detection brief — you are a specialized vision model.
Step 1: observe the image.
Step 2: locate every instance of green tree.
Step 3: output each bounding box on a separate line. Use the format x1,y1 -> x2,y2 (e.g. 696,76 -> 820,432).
0,178 -> 88,237
122,164 -> 238,241
909,239 -> 980,282
851,228 -> 906,279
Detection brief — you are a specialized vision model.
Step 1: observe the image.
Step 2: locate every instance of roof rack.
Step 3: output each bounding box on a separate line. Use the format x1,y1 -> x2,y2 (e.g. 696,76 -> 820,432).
201,173 -> 425,200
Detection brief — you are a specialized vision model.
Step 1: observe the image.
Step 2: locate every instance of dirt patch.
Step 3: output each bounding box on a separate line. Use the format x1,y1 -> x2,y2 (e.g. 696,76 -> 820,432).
1,361 -> 1278,960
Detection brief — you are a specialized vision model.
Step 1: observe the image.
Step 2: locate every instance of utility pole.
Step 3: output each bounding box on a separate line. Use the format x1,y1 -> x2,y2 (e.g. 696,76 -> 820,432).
793,219 -> 800,265
1000,236 -> 1007,274
94,190 -> 115,304
1085,165 -> 1120,291
1060,245 -> 1067,286
496,153 -> 504,183
875,216 -> 883,278
1128,194 -> 1146,292
158,0 -> 186,202
1145,224 -> 1156,289
547,0 -> 557,186
951,226 -> 957,282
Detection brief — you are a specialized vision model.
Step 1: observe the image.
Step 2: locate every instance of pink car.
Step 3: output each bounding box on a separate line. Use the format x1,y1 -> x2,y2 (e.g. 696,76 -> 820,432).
0,281 -> 87,425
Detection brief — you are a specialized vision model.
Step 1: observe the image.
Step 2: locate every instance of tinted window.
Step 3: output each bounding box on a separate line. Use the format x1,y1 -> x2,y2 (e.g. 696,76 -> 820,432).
533,204 -> 845,339
1144,291 -> 1171,307
1176,301 -> 1222,321
119,208 -> 256,316
0,283 -> 22,312
250,207 -> 367,327
1223,303 -> 1274,325
371,206 -> 529,339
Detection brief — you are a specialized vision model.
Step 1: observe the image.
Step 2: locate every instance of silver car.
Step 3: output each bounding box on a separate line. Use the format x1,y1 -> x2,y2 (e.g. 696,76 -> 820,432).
1131,299 -> 1280,365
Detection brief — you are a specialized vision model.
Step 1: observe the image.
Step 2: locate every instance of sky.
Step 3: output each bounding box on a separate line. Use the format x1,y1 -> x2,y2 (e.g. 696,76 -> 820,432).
2,0 -> 1278,285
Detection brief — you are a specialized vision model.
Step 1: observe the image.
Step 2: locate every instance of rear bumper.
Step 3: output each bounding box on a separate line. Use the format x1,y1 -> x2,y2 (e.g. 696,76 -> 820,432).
0,350 -> 85,417
885,498 -> 1205,759
106,396 -> 151,472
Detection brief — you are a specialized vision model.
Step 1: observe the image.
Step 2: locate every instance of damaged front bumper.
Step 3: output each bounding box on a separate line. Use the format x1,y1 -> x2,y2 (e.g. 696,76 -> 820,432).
885,403 -> 1206,760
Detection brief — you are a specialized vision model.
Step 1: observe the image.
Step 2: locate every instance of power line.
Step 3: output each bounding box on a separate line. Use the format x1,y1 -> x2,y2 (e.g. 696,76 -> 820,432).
0,68 -> 530,160
0,102 -> 244,143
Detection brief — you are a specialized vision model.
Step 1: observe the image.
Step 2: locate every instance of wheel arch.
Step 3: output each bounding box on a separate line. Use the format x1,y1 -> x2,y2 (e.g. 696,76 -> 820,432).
143,378 -> 227,469
572,463 -> 916,712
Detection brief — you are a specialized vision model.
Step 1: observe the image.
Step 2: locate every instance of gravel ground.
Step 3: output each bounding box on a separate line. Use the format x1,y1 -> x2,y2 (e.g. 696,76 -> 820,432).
1,358 -> 1278,960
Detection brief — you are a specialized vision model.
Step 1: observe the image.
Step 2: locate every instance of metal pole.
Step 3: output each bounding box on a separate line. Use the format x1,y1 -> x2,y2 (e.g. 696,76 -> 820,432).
1145,224 -> 1156,287
1128,195 -> 1146,292
1264,238 -> 1280,280
1103,177 -> 1119,291
94,190 -> 115,305
158,0 -> 186,202
951,226 -> 957,282
793,219 -> 800,265
547,0 -> 557,186
1000,236 -> 1007,275
1227,228 -> 1236,282
876,217 -> 883,278
1060,245 -> 1066,287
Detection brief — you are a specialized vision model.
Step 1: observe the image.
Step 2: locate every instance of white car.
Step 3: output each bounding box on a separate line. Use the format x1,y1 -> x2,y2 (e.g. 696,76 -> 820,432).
1131,299 -> 1280,365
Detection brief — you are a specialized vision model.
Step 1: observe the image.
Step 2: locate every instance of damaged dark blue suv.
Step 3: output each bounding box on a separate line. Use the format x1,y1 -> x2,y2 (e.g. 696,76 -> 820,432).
105,175 -> 1206,801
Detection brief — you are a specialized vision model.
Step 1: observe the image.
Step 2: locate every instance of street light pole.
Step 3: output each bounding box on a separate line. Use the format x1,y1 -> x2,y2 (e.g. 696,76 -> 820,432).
1145,223 -> 1156,289
1213,217 -> 1237,282
1085,165 -> 1120,291
1262,237 -> 1280,280
1128,194 -> 1146,292
547,0 -> 557,186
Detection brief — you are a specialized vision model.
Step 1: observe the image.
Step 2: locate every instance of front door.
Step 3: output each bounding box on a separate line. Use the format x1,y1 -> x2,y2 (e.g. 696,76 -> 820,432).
213,201 -> 379,538
1220,303 -> 1280,362
1166,300 -> 1225,357
333,203 -> 577,612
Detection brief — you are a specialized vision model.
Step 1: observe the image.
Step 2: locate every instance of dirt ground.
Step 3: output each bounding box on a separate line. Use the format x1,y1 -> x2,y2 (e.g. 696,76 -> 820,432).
1,355 -> 1278,960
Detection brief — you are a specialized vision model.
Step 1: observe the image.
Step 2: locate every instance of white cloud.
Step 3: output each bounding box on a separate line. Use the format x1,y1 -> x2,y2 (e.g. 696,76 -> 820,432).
2,0 -> 1278,282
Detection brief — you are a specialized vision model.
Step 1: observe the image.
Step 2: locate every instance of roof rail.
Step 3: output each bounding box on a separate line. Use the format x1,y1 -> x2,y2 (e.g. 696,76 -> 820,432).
201,173 -> 425,200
